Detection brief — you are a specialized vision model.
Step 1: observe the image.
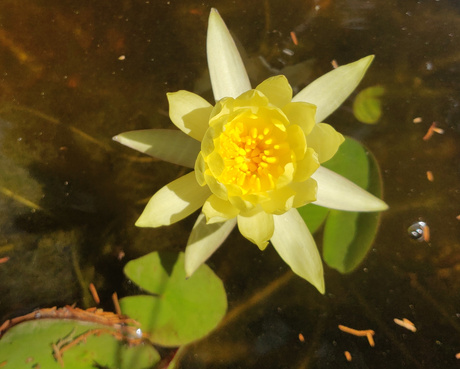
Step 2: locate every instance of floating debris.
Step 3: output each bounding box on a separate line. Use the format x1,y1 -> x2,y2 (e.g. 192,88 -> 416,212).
344,351 -> 352,362
112,292 -> 122,316
426,170 -> 434,182
338,325 -> 375,347
394,318 -> 417,332
413,117 -> 422,124
0,257 -> 9,264
423,122 -> 444,141
0,305 -> 141,338
298,333 -> 305,342
290,31 -> 298,45
89,283 -> 100,305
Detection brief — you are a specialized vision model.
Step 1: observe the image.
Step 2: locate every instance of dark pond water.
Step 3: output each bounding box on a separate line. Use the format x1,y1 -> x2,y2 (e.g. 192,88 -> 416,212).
0,0 -> 459,368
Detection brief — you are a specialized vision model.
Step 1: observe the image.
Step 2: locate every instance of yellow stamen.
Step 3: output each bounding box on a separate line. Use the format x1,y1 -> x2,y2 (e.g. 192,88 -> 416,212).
215,115 -> 290,194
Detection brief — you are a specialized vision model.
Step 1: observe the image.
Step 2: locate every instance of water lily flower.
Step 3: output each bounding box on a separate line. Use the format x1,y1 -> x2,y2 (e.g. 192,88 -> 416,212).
113,9 -> 388,293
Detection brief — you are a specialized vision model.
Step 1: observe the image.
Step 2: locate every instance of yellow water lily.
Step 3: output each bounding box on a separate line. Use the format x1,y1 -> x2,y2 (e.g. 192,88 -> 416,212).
113,9 -> 388,293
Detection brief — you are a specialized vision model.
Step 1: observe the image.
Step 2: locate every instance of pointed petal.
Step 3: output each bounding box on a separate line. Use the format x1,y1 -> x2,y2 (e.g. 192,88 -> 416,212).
282,101 -> 317,136
185,213 -> 237,277
255,75 -> 292,108
203,194 -> 239,223
312,166 -> 388,211
167,91 -> 213,141
136,172 -> 211,227
306,123 -> 345,163
207,8 -> 251,101
292,55 -> 374,122
237,211 -> 274,250
113,129 -> 200,168
271,209 -> 325,293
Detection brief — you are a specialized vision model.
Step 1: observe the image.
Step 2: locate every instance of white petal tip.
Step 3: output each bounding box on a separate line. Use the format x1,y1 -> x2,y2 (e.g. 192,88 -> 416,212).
312,166 -> 390,212
316,281 -> 325,295
377,201 -> 389,211
184,264 -> 197,279
134,220 -> 152,228
358,196 -> 389,212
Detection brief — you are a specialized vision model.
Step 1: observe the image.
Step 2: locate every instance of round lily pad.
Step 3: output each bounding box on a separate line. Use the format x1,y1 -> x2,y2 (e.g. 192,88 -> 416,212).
120,251 -> 227,347
353,85 -> 385,124
322,138 -> 384,273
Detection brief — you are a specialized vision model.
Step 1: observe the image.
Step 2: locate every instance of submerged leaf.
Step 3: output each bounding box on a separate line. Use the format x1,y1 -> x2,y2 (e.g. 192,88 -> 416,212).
121,251 -> 227,347
353,85 -> 385,124
0,320 -> 160,369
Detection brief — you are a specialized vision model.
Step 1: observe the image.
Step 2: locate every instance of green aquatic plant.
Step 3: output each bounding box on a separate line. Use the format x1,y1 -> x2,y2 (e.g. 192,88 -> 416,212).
114,9 -> 388,293
353,85 -> 385,124
0,251 -> 226,368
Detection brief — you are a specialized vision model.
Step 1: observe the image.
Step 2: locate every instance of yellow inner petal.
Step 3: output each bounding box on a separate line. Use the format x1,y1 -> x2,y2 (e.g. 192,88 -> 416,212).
215,113 -> 290,195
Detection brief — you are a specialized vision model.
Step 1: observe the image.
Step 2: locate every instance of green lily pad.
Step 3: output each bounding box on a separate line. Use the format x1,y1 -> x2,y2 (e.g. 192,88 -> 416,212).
298,136 -> 370,234
120,251 -> 227,347
321,138 -> 383,273
323,136 -> 370,188
297,203 -> 329,234
353,85 -> 385,124
0,319 -> 160,369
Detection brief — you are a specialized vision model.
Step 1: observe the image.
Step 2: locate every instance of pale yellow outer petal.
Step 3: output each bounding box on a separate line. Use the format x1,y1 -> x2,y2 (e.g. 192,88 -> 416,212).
293,148 -> 319,182
201,125 -> 218,156
136,172 -> 211,227
282,101 -> 317,136
237,211 -> 274,250
194,152 -> 207,186
292,55 -> 374,122
312,166 -> 388,211
271,209 -> 325,294
185,213 -> 237,277
204,171 -> 229,200
260,185 -> 296,214
306,123 -> 345,163
255,75 -> 292,108
203,194 -> 239,223
290,178 -> 318,208
260,177 -> 317,214
286,124 -> 307,159
167,91 -> 213,141
113,129 -> 200,168
207,8 -> 251,101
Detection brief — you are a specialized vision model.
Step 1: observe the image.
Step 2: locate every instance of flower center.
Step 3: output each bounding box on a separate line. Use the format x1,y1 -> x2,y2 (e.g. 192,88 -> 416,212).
216,114 -> 290,194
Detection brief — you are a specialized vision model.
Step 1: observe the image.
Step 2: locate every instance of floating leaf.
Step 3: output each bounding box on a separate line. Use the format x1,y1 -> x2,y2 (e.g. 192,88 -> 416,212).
323,136 -> 370,188
353,85 -> 385,124
120,251 -> 227,347
321,138 -> 383,273
0,320 -> 160,369
298,136 -> 369,234
297,203 -> 329,234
